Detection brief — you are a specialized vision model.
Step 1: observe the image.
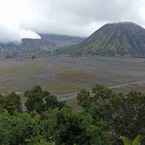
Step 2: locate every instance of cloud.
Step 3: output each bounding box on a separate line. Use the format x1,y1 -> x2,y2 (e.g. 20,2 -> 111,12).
0,0 -> 145,42
20,30 -> 41,39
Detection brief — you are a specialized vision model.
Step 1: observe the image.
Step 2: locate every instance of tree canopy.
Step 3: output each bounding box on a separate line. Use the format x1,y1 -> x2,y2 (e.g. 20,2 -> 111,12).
0,85 -> 144,145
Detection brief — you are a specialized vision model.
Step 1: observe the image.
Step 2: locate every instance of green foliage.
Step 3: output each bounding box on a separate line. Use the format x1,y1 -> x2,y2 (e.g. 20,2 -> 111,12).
77,89 -> 90,108
29,135 -> 55,145
77,84 -> 145,143
0,112 -> 39,145
77,84 -> 116,121
0,84 -> 145,145
109,91 -> 145,141
121,136 -> 131,145
121,135 -> 143,145
0,92 -> 22,113
55,106 -> 106,145
38,109 -> 58,141
25,86 -> 63,113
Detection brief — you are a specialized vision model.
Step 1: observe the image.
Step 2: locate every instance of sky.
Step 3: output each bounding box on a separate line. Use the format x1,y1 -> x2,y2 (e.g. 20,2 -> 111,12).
0,0 -> 145,43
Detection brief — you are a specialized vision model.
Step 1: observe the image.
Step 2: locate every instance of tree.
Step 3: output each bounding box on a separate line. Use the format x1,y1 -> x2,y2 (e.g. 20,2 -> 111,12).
77,84 -> 116,121
25,86 -> 63,113
0,112 -> 39,145
112,91 -> 145,140
29,135 -> 55,145
77,85 -> 145,144
0,94 -> 6,111
0,92 -> 22,113
77,89 -> 90,109
55,107 -> 106,145
39,109 -> 58,141
25,86 -> 45,113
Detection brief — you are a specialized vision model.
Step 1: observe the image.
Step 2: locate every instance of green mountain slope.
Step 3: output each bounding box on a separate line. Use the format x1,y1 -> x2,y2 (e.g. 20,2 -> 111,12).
58,22 -> 145,57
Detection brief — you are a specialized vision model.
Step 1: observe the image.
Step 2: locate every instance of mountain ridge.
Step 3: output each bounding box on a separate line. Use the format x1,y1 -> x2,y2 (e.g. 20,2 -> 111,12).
0,34 -> 84,58
58,22 -> 145,57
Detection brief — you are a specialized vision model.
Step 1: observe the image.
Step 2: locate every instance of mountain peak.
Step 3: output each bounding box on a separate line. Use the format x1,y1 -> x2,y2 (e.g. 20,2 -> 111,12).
60,22 -> 145,58
102,22 -> 144,29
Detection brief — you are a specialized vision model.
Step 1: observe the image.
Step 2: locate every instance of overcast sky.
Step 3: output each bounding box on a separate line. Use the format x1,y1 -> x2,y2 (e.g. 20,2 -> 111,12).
0,0 -> 145,43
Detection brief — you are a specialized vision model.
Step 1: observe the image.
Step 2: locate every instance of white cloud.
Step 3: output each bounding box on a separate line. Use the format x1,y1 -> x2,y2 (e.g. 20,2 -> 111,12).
20,30 -> 41,39
0,0 -> 145,42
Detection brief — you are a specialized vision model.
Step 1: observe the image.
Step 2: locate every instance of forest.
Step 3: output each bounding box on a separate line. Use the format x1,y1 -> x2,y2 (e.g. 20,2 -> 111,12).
0,85 -> 144,145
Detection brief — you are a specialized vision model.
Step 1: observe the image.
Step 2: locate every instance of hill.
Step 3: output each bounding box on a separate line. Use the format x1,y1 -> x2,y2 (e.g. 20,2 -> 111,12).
0,34 -> 84,58
58,22 -> 145,57
40,34 -> 84,47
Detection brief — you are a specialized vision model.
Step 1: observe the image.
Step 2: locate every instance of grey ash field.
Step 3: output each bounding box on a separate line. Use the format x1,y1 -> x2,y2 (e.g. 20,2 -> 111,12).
0,55 -> 145,94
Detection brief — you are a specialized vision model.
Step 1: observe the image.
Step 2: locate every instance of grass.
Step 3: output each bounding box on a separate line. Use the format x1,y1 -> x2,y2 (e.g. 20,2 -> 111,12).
56,67 -> 96,82
0,61 -> 44,76
0,56 -> 145,95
